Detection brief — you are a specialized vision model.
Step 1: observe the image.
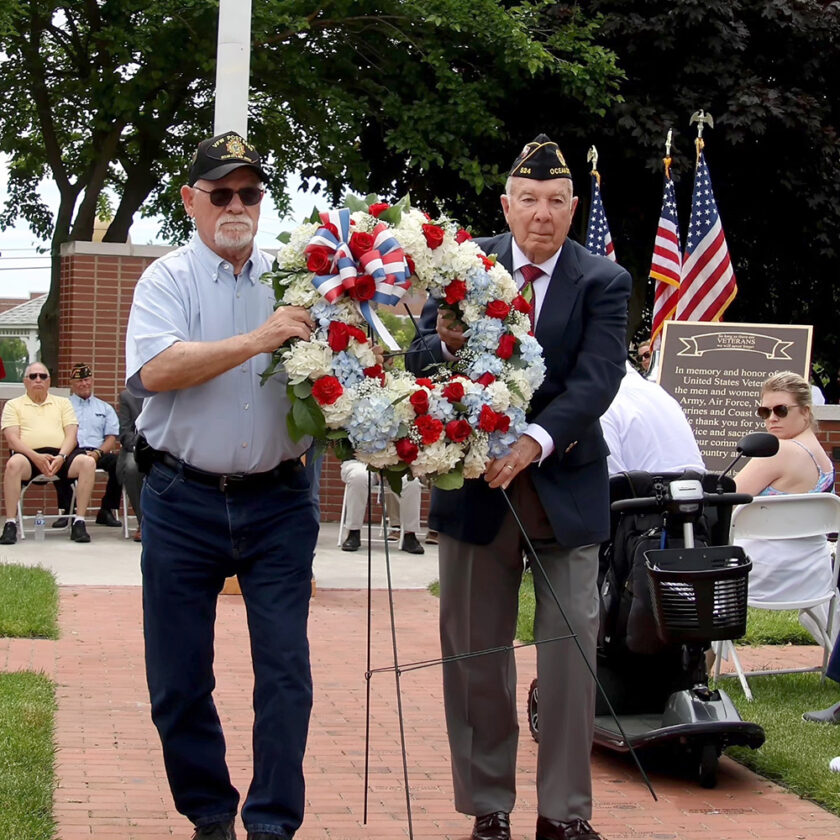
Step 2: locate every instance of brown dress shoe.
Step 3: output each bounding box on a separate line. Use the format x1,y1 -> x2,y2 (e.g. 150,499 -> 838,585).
133,526 -> 142,542
536,816 -> 603,840
472,811 -> 511,840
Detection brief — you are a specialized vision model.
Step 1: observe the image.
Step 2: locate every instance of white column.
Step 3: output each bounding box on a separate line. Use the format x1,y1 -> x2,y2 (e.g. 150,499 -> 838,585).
214,0 -> 253,137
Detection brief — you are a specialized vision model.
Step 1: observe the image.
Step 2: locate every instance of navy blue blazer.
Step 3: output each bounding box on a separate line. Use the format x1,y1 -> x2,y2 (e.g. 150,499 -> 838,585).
406,234 -> 631,547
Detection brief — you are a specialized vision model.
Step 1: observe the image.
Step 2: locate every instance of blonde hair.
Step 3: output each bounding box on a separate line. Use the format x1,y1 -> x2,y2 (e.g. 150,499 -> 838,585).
761,371 -> 816,430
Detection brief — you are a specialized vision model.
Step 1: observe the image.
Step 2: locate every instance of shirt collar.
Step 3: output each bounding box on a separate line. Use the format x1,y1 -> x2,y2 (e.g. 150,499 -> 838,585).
190,234 -> 259,285
511,238 -> 562,278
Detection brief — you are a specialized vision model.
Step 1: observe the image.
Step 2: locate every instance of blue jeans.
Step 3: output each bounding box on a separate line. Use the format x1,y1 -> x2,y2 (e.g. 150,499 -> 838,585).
141,460 -> 318,837
827,633 -> 840,684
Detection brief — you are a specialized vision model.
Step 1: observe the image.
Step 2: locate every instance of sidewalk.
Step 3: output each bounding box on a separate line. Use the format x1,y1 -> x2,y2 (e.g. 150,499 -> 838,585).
2,527 -> 840,839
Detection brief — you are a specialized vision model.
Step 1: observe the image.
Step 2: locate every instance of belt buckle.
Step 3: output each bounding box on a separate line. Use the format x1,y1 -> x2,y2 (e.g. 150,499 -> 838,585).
218,473 -> 245,492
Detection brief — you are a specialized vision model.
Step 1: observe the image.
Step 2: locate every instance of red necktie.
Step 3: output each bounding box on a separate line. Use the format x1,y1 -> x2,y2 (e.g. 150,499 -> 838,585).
519,264 -> 544,329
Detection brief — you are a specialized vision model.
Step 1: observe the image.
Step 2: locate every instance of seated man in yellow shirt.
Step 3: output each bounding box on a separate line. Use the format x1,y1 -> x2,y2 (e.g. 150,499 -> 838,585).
1,362 -> 97,544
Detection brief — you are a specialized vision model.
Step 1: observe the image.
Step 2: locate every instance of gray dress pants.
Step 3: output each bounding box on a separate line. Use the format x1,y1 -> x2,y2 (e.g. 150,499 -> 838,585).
438,476 -> 598,822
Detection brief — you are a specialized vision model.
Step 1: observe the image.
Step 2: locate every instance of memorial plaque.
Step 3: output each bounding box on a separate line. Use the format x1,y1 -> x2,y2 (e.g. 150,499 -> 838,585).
657,321 -> 812,473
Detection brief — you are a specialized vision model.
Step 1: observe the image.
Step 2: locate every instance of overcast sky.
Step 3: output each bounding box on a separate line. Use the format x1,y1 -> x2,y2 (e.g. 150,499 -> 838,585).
0,156 -> 320,300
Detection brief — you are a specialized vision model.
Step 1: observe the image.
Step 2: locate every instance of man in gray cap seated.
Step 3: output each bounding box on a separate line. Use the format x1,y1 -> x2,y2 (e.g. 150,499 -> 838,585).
407,135 -> 631,840
125,131 -> 317,840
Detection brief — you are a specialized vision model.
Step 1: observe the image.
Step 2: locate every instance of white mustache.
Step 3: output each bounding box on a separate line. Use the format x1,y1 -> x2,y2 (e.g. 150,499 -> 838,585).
216,214 -> 254,233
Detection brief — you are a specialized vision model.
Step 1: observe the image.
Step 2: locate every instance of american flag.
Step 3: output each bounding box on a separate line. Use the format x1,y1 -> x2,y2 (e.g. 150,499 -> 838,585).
676,151 -> 737,321
650,171 -> 682,348
585,172 -> 616,261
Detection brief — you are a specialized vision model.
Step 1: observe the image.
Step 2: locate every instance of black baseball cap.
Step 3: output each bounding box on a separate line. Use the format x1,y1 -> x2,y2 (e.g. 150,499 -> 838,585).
188,131 -> 269,186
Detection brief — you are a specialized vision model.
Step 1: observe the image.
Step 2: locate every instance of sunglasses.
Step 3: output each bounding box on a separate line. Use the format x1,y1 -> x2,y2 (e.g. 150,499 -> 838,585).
27,372 -> 49,380
756,404 -> 797,420
193,186 -> 264,207
639,352 -> 651,361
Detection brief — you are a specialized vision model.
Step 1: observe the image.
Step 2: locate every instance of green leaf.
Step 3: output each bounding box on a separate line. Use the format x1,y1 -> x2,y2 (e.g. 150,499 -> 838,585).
290,395 -> 326,442
377,206 -> 403,226
326,428 -> 349,440
293,380 -> 313,399
307,206 -> 322,224
260,354 -> 281,385
333,437 -> 355,461
276,231 -> 291,244
364,193 -> 380,206
433,468 -> 465,491
383,467 -> 408,495
342,193 -> 369,212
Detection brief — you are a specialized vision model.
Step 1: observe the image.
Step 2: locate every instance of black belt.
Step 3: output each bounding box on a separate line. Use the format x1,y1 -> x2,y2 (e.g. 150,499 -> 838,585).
156,451 -> 300,492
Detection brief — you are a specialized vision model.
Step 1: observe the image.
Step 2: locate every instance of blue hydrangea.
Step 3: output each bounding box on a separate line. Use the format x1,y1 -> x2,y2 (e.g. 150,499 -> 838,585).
331,350 -> 365,387
463,267 -> 495,306
466,317 -> 504,353
487,406 -> 527,458
466,354 -> 504,380
345,392 -> 401,453
311,300 -> 347,334
519,335 -> 543,365
428,392 -> 457,421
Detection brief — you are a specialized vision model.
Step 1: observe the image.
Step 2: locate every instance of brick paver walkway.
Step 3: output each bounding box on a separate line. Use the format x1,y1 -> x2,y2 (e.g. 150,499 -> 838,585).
4,586 -> 840,839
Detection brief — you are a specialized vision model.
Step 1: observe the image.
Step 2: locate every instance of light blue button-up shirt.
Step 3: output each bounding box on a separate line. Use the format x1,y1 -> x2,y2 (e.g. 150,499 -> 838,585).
125,235 -> 307,474
69,393 -> 119,448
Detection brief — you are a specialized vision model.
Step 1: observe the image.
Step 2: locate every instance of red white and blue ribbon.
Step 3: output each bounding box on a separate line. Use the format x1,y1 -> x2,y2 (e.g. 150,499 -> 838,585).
304,208 -> 412,350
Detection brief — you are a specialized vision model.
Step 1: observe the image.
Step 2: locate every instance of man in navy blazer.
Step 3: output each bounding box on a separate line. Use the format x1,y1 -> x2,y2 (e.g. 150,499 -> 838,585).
407,135 -> 631,840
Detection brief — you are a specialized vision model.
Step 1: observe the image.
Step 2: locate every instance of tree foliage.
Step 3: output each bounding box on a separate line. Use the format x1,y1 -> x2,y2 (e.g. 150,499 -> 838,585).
0,0 -> 621,372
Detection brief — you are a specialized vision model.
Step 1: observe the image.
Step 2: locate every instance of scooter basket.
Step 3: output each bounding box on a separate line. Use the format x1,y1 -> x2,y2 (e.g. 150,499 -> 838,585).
644,546 -> 751,643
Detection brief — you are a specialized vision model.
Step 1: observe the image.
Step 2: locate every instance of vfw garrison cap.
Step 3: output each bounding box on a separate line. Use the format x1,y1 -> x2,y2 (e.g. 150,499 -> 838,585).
509,133 -> 572,180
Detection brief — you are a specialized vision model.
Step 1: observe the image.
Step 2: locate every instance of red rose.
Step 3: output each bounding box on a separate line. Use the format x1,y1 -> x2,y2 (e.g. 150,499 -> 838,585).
327,321 -> 350,352
405,255 -> 416,277
364,364 -> 386,385
409,389 -> 430,415
415,415 -> 444,445
349,231 -> 375,260
350,275 -> 376,301
478,254 -> 494,271
444,279 -> 467,305
497,334 -> 516,360
322,222 -> 339,239
455,228 -> 472,243
476,372 -> 496,387
512,294 -> 531,314
312,375 -> 343,406
415,377 -> 434,388
478,404 -> 498,432
422,223 -> 445,250
368,202 -> 390,217
486,300 -> 511,320
495,413 -> 511,433
445,419 -> 472,443
305,245 -> 333,274
396,438 -> 419,463
441,381 -> 464,402
346,325 -> 368,344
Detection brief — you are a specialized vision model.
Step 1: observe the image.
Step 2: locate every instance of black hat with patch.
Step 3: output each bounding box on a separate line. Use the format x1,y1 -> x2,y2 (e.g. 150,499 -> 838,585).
188,131 -> 269,186
509,133 -> 572,181
69,363 -> 92,380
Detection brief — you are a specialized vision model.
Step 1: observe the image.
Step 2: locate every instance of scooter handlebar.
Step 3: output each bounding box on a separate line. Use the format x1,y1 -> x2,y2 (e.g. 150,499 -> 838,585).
611,491 -> 754,514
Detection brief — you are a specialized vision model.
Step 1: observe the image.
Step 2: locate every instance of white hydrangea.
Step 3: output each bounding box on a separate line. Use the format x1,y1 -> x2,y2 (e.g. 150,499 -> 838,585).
463,436 -> 490,479
321,391 -> 354,426
282,340 -> 333,384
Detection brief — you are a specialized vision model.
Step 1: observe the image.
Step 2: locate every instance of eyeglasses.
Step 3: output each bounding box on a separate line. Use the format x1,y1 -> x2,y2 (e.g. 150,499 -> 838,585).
639,352 -> 651,361
756,404 -> 797,420
192,186 -> 265,207
27,373 -> 49,380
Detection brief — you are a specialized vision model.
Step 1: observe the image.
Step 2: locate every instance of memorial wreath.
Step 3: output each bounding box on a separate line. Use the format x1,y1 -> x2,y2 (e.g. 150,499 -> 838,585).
261,194 -> 545,490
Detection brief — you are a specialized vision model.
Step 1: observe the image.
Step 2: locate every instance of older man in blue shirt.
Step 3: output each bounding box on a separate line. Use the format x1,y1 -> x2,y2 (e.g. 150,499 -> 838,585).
53,363 -> 124,530
125,132 -> 317,840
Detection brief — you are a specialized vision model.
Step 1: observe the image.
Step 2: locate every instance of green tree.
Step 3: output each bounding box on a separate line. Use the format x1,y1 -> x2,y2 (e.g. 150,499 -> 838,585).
0,1 -> 622,373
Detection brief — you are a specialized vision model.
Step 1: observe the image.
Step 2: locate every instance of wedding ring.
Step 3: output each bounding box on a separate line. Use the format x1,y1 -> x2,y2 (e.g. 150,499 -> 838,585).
505,464 -> 514,471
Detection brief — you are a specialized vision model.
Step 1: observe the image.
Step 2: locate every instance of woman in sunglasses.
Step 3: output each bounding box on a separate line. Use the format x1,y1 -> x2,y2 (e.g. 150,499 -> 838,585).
734,371 -> 835,636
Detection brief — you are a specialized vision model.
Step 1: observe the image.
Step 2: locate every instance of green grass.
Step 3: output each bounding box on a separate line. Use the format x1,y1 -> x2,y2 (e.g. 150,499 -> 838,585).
740,607 -> 814,646
726,673 -> 840,816
0,672 -> 56,840
0,564 -> 59,639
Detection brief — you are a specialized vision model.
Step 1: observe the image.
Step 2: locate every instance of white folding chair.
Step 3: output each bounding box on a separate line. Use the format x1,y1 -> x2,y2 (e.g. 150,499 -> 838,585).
714,493 -> 840,700
16,475 -> 76,540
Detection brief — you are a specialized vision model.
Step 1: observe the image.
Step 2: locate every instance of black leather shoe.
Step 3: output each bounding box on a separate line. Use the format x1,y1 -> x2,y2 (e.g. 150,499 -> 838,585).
401,532 -> 425,554
472,811 -> 511,840
0,521 -> 17,545
52,517 -> 69,529
342,529 -> 361,551
536,816 -> 603,840
803,700 -> 840,723
95,508 -> 122,527
70,520 -> 91,543
191,821 -> 236,840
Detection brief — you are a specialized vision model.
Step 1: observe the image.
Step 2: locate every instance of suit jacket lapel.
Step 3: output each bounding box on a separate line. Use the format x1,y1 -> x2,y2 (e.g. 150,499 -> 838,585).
536,241 -> 583,341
